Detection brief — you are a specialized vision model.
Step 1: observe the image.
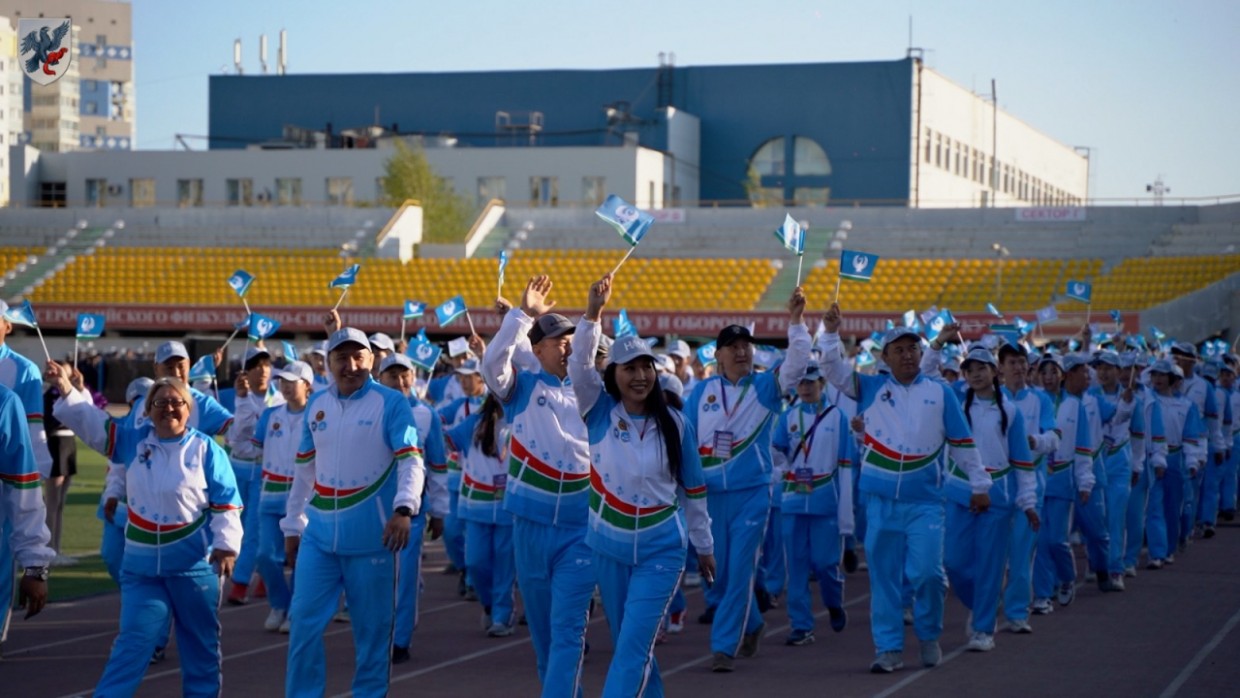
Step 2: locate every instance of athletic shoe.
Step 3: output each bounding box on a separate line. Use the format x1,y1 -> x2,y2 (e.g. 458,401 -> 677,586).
1056,583 -> 1075,606
768,593 -> 782,610
391,645 -> 411,664
667,611 -> 686,634
1095,571 -> 1110,592
486,622 -> 515,638
857,561 -> 869,572
457,571 -> 468,597
683,571 -> 703,588
1008,618 -> 1033,634
442,563 -> 459,575
828,606 -> 848,633
902,607 -> 915,626
655,626 -> 668,645
333,608 -> 350,623
1030,599 -> 1054,615
1146,559 -> 1164,570
919,640 -> 942,668
264,609 -> 287,632
279,617 -> 291,634
481,609 -> 491,631
226,582 -> 249,606
1109,574 -> 1126,591
870,651 -> 904,674
755,587 -> 772,614
1220,509 -> 1236,522
1203,524 -> 1216,539
785,629 -> 815,646
967,632 -> 995,652
1165,554 -> 1176,565
843,549 -> 859,574
149,648 -> 166,665
1123,566 -> 1137,578
738,625 -> 764,658
711,652 -> 735,673
698,606 -> 716,624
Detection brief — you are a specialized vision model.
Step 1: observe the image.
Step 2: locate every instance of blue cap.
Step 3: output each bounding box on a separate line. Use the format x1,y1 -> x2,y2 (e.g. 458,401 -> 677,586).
243,346 -> 271,368
882,326 -> 921,347
1201,360 -> 1221,379
379,353 -> 415,373
941,357 -> 962,372
1149,358 -> 1181,377
658,373 -> 684,398
455,358 -> 481,375
327,327 -> 370,352
125,376 -> 154,404
1063,354 -> 1091,372
1037,354 -> 1064,371
368,332 -> 395,353
275,360 -> 314,384
960,346 -> 997,369
1118,351 -> 1139,369
800,364 -> 824,383
1170,342 -> 1198,358
155,341 -> 189,364
610,334 -> 657,366
1092,350 -> 1120,368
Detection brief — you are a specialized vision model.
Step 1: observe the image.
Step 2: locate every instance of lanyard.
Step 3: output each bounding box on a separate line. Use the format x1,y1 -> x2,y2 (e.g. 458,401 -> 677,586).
720,376 -> 752,419
792,404 -> 835,465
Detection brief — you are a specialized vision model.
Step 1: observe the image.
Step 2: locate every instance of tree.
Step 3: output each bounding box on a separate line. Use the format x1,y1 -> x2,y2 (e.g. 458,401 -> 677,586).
380,140 -> 472,243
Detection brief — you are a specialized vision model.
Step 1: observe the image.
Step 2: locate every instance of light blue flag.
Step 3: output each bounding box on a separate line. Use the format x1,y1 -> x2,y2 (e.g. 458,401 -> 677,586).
1036,306 -> 1059,324
415,328 -> 428,343
595,194 -> 653,247
614,309 -> 637,338
926,308 -> 956,342
248,312 -> 281,341
435,296 -> 467,326
329,264 -> 361,289
281,341 -> 299,362
227,269 -> 255,298
1013,316 -> 1031,335
188,354 -> 216,383
1151,326 -> 1167,341
986,302 -> 1003,318
773,214 -> 805,256
839,249 -> 880,282
1065,280 -> 1092,303
696,341 -> 717,367
989,324 -> 1022,347
1126,334 -> 1148,352
1069,338 -> 1081,352
856,349 -> 876,367
406,337 -> 442,371
885,319 -> 895,331
498,250 -> 510,288
3,300 -> 37,327
1109,309 -> 1122,325
403,300 -> 426,320
919,306 -> 939,325
75,313 -> 105,339
902,310 -> 917,328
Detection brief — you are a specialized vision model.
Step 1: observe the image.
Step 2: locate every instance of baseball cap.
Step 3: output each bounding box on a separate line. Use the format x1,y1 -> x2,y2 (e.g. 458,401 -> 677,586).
882,326 -> 921,347
940,357 -> 962,373
997,342 -> 1028,362
659,373 -> 685,398
154,341 -> 189,364
596,334 -> 613,358
379,353 -> 415,373
125,376 -> 154,404
716,325 -> 755,348
800,364 -> 824,383
1037,354 -> 1064,372
668,340 -> 692,359
308,346 -> 326,357
1148,358 -> 1179,376
960,346 -> 997,370
455,358 -> 481,375
528,313 -> 575,345
1091,351 -> 1120,368
327,327 -> 370,352
1062,354 -> 1091,372
1201,360 -> 1221,379
368,332 -> 395,353
1170,342 -> 1198,358
275,360 -> 314,384
243,346 -> 271,370
654,354 -> 675,374
610,334 -> 657,366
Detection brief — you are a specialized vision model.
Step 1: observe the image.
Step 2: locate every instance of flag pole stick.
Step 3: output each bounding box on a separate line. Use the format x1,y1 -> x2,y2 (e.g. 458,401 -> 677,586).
33,324 -> 51,364
795,255 -> 804,288
1085,303 -> 1091,325
73,338 -> 79,369
399,318 -> 406,345
242,298 -> 252,317
331,287 -> 350,312
465,310 -> 477,337
833,275 -> 842,305
610,247 -> 636,277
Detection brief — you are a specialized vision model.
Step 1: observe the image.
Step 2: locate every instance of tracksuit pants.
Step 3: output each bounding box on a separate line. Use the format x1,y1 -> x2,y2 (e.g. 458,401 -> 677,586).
594,545 -> 683,698
1222,435 -> 1239,514
392,509 -> 427,651
256,511 -> 292,613
706,485 -> 769,656
1124,465 -> 1151,569
1034,496 -> 1076,600
230,462 -> 262,587
1075,462 -> 1111,574
0,522 -> 11,643
1179,460 -> 1198,544
1003,502 -> 1040,622
863,495 -> 946,654
511,517 -> 594,698
1197,449 -> 1225,526
95,564 -> 222,698
466,519 -> 517,628
781,513 -> 843,633
444,483 -> 467,574
286,542 -> 395,698
1146,453 -> 1186,561
1102,450 -> 1132,574
759,504 -> 785,598
945,503 -> 1011,635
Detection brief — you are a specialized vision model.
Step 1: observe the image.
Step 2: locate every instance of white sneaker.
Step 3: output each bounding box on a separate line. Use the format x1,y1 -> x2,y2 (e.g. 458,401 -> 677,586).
967,632 -> 995,652
1123,566 -> 1137,578
264,609 -> 287,632
1008,618 -> 1033,634
1030,598 -> 1054,615
278,617 -> 291,634
486,622 -> 515,637
683,572 -> 702,588
333,609 -> 350,623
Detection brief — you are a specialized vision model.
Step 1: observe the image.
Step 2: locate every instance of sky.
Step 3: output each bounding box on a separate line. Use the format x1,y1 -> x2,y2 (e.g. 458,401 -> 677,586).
131,0 -> 1240,202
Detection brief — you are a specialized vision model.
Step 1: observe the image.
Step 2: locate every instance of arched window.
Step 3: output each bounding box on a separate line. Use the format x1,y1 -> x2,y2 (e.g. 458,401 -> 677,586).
750,137 -> 787,177
747,136 -> 832,206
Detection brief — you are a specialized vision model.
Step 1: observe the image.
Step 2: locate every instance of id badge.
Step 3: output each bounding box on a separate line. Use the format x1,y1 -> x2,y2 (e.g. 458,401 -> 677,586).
493,473 -> 507,499
713,431 -> 734,461
795,467 -> 814,494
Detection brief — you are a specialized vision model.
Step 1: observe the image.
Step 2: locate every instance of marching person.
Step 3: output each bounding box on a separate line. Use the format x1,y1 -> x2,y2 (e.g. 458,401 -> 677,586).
479,274 -> 594,698
1122,353 -> 1167,576
281,325 -> 424,698
437,356 -> 490,596
1088,350 -> 1141,589
0,381 -> 53,641
1195,360 -> 1231,537
1143,360 -> 1206,569
569,273 -> 715,697
1169,343 -> 1221,548
770,364 -> 854,646
48,364 -> 242,697
685,289 -> 811,672
1220,355 -> 1240,522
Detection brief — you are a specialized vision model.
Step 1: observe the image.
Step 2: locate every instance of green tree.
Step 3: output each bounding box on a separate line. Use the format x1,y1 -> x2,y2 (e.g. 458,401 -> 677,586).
381,140 -> 472,243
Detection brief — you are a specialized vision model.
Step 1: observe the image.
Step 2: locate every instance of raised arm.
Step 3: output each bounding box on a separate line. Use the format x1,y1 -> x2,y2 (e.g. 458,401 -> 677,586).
776,287 -> 812,395
816,303 -> 860,400
568,274 -> 611,416
482,276 -> 554,401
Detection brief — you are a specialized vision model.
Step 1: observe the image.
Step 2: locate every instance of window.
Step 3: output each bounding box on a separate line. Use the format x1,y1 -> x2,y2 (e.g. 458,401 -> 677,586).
793,138 -> 831,175
751,137 -> 786,176
581,176 -> 604,207
924,129 -> 932,163
84,102 -> 98,115
530,177 -> 558,208
934,134 -> 942,168
226,178 -> 253,206
747,135 -> 832,206
40,181 -> 66,208
326,177 -> 354,206
130,178 -> 155,207
477,176 -> 506,206
792,187 -> 830,206
276,178 -> 302,206
85,178 -> 107,207
177,179 -> 204,207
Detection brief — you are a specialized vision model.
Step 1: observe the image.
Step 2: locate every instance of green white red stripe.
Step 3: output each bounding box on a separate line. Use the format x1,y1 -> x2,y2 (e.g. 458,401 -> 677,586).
862,434 -> 943,473
589,469 -> 676,530
683,484 -> 706,500
508,437 -> 589,494
262,470 -> 294,494
462,473 -> 501,502
310,461 -> 395,511
0,471 -> 40,490
699,413 -> 773,468
125,509 -> 208,545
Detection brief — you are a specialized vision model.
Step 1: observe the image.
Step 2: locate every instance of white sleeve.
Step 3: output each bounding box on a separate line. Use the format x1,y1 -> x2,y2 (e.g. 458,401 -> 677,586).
226,396 -> 263,460
394,451 -> 426,516
1015,469 -> 1037,512
481,308 -> 536,401
682,493 -> 713,557
103,461 -> 127,502
280,455 -> 313,537
816,333 -> 859,400
921,344 -> 943,379
52,388 -> 114,456
777,323 -> 812,395
427,468 -> 449,519
567,317 -> 605,416
837,465 -> 855,537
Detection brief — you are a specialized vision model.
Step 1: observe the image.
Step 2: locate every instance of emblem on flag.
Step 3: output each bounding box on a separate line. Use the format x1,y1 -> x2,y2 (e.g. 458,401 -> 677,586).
773,214 -> 805,256
248,313 -> 281,341
1065,280 -> 1092,304
3,300 -> 37,327
76,313 -> 106,339
189,355 -> 216,383
595,195 -> 653,247
227,269 -> 255,298
839,250 -> 880,282
18,19 -> 72,87
329,264 -> 361,289
435,296 -> 467,326
406,337 -> 442,371
403,300 -> 426,320
614,309 -> 637,338
696,341 -> 717,367
1036,306 -> 1059,324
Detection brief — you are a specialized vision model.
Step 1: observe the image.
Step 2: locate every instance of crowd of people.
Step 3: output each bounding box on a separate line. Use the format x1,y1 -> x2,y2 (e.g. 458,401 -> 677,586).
0,275 -> 1237,697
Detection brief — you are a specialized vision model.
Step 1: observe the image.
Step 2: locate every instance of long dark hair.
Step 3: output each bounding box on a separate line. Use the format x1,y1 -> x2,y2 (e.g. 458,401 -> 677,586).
603,359 -> 684,483
472,393 -> 505,460
963,374 -> 1009,436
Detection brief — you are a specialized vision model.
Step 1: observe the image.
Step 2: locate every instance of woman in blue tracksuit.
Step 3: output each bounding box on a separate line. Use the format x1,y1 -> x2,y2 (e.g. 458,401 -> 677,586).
771,364 -> 855,647
50,367 -> 242,698
1144,360 -> 1206,568
568,273 -> 715,697
445,393 -> 518,637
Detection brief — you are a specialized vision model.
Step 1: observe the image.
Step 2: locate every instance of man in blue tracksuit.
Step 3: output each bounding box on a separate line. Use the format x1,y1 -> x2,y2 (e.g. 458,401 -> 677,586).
1170,343 -> 1221,547
685,288 -> 810,673
818,307 -> 990,674
1088,350 -> 1141,590
1219,356 -> 1239,522
282,327 -> 424,698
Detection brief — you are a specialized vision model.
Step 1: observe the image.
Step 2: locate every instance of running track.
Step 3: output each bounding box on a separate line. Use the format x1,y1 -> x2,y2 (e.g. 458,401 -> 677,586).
3,523 -> 1239,696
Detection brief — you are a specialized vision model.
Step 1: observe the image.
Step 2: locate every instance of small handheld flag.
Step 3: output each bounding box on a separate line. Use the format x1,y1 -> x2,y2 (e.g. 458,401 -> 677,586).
596,194 -> 654,275
885,319 -> 895,332
836,249 -> 880,303
774,214 -> 806,285
1013,317 -> 1031,335
76,313 -> 105,339
188,354 -> 216,383
1036,306 -> 1059,324
856,349 -> 876,368
3,300 -> 49,362
1151,326 -> 1167,342
902,310 -> 917,328
435,296 -> 468,327
696,341 -> 717,367
497,250 -> 510,297
406,337 -> 443,372
919,307 -> 940,325
926,309 -> 956,342
986,302 -> 1003,319
227,270 -> 255,298
281,341 -> 299,362
329,264 -> 360,311
614,309 -> 637,339
403,300 -> 426,320
1065,280 -> 1092,304
248,312 -> 281,341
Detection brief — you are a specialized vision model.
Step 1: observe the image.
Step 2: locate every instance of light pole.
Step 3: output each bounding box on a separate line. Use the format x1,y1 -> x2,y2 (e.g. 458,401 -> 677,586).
992,242 -> 1010,305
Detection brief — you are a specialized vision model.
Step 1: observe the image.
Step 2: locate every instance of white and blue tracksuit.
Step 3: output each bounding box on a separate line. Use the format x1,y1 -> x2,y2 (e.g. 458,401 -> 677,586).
771,400 -> 855,633
98,406 -> 144,584
1125,390 -> 1168,569
687,323 -> 810,657
481,308 -> 593,698
1145,392 -> 1205,562
226,390 -> 284,590
1222,386 -> 1240,515
0,384 -> 53,646
1196,380 -> 1232,526
1179,373 -> 1220,537
54,387 -> 243,698
248,401 -> 310,615
817,333 -> 989,656
1000,385 -> 1057,623
394,395 -> 449,651
943,392 -> 1035,636
445,413 -> 516,630
437,394 -> 486,579
280,378 -> 424,698
1034,390 -> 1094,600
568,319 -> 713,698
1090,385 -> 1140,574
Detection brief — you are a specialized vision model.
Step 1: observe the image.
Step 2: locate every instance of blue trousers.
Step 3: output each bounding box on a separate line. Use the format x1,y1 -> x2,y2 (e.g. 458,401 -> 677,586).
706,485 -> 769,656
257,512 -> 292,612
758,504 -> 785,597
1124,466 -> 1151,569
230,465 -> 262,586
393,509 -> 428,650
1146,455 -> 1186,561
945,503 -> 1011,634
0,521 -> 11,643
863,495 -> 946,654
286,542 -> 395,698
466,520 -> 517,627
1179,461 -> 1198,543
594,546 -> 683,698
512,517 -> 594,698
1102,452 -> 1132,574
1003,503 -> 1039,622
1221,436 -> 1239,513
101,521 -> 125,584
781,513 -> 843,632
444,488 -> 467,573
1034,497 -> 1075,599
95,565 -> 222,698
1197,452 -> 1225,526
1076,478 -> 1111,574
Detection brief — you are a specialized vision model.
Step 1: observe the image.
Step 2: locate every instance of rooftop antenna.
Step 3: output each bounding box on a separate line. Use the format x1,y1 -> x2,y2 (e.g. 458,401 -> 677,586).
259,34 -> 268,74
233,38 -> 243,75
277,29 -> 287,75
1146,175 -> 1169,206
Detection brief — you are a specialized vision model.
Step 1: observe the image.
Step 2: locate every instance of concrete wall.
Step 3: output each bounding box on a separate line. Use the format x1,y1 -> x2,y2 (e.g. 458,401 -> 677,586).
1140,271 -> 1240,344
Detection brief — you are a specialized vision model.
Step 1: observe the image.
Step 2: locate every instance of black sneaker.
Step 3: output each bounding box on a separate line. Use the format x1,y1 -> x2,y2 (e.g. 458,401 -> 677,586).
828,606 -> 848,632
457,571 -> 468,597
391,645 -> 411,664
1203,525 -> 1216,539
738,625 -> 764,658
698,606 -> 716,624
843,549 -> 859,574
1220,510 -> 1236,522
711,652 -> 734,672
785,629 -> 815,646
150,648 -> 166,665
755,587 -> 772,614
